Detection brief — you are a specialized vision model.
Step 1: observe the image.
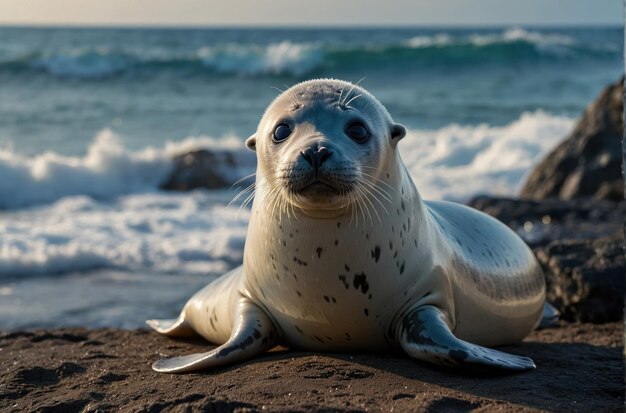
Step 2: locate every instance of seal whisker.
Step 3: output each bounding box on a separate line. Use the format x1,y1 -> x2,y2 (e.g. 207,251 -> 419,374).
363,185 -> 390,217
228,182 -> 256,207
341,77 -> 365,106
231,172 -> 257,188
355,187 -> 371,226
356,185 -> 376,225
235,190 -> 256,221
337,86 -> 346,106
357,183 -> 382,225
359,176 -> 393,202
344,93 -> 364,108
359,167 -> 397,192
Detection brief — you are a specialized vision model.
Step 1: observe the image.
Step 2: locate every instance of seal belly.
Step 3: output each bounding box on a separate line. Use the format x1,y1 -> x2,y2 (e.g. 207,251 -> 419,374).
425,201 -> 545,346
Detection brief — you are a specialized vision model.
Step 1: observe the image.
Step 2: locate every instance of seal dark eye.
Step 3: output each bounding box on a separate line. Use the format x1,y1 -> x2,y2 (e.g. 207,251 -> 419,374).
346,122 -> 369,143
273,123 -> 292,142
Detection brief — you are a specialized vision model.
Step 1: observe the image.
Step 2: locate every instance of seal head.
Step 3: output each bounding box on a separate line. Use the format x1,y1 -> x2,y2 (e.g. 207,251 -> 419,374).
246,79 -> 406,218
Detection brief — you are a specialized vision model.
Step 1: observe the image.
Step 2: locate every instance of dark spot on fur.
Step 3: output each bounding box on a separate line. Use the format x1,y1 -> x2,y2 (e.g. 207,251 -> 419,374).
252,329 -> 261,339
316,247 -> 323,258
401,200 -> 405,212
400,261 -> 405,274
364,308 -> 369,317
449,349 -> 469,362
293,257 -> 308,266
323,295 -> 330,303
338,275 -> 349,289
389,241 -> 393,250
334,239 -> 339,246
371,246 -> 381,262
313,335 -> 324,343
337,222 -> 341,228
344,264 -> 350,271
295,325 -> 304,334
296,290 -> 302,297
353,273 -> 369,294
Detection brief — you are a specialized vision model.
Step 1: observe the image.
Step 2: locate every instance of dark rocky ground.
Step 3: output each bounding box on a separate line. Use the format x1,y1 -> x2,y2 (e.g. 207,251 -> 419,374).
0,323 -> 622,413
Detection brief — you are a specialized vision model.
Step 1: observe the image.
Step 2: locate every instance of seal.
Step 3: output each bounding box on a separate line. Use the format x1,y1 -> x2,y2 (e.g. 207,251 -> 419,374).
147,79 -> 554,373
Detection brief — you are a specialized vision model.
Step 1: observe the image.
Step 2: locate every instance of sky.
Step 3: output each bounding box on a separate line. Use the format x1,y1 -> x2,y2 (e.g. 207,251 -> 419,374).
0,0 -> 622,27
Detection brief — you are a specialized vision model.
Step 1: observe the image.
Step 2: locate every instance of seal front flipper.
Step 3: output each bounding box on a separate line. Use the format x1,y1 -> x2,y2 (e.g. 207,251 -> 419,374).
397,305 -> 535,371
152,297 -> 278,373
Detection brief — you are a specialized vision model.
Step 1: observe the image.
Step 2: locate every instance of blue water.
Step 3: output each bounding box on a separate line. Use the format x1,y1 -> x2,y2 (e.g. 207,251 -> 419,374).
0,26 -> 621,155
0,26 -> 621,330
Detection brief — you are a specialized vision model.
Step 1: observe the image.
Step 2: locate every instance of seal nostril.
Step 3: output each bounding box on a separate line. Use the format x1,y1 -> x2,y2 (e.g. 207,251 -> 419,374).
301,148 -> 315,166
318,147 -> 332,166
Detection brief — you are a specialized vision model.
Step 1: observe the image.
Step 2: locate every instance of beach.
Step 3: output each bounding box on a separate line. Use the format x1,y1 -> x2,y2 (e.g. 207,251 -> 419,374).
0,25 -> 623,411
1,322 -> 622,412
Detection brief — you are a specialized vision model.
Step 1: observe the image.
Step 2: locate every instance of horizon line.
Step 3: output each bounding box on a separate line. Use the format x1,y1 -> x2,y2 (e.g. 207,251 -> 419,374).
0,21 -> 622,30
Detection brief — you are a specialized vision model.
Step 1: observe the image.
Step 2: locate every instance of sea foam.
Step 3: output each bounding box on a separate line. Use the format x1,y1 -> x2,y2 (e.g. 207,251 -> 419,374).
0,111 -> 574,278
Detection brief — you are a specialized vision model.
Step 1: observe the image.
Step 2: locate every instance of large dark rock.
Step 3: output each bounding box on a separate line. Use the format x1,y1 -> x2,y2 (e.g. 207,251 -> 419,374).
469,195 -> 625,323
520,77 -> 624,201
160,149 -> 235,191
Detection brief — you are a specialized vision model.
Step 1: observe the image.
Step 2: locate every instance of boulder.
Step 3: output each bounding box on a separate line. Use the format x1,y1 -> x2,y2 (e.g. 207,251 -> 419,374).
469,195 -> 625,323
160,149 -> 234,191
520,77 -> 624,201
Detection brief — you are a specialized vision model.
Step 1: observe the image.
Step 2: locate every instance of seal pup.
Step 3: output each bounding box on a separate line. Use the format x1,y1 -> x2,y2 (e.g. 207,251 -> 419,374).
148,79 -> 550,373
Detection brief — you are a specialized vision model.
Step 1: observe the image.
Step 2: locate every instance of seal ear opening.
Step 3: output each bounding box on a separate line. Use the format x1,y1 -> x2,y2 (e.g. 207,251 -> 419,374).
245,134 -> 257,151
391,124 -> 406,145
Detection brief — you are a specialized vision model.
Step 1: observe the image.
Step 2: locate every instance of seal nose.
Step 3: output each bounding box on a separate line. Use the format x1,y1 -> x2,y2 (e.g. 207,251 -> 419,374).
301,146 -> 332,169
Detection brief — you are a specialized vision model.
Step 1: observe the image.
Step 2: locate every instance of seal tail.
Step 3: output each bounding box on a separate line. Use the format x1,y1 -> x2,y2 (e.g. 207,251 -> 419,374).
146,316 -> 196,338
537,302 -> 560,329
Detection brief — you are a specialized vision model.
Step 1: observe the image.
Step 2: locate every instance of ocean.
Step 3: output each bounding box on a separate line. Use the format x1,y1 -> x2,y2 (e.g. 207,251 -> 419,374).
0,26 -> 621,330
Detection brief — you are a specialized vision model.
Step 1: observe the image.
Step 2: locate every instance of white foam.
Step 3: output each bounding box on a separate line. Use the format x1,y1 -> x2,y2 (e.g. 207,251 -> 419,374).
0,192 -> 249,278
31,48 -> 134,78
197,41 -> 324,76
405,34 -> 454,48
400,110 -> 575,201
0,130 -> 255,209
406,28 -> 577,53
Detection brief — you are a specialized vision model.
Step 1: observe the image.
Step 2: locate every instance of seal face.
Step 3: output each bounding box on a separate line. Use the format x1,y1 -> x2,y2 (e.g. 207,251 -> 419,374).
147,79 -> 548,374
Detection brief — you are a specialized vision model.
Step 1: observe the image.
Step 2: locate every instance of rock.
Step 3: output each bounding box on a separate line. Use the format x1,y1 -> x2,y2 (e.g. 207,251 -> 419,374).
520,77 -> 624,201
536,237 -> 624,323
469,195 -> 625,323
160,149 -> 235,191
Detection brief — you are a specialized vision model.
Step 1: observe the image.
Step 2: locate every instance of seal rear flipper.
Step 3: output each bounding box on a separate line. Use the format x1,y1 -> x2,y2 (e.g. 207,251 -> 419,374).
146,317 -> 196,337
397,305 -> 535,371
152,297 -> 278,373
537,302 -> 560,329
